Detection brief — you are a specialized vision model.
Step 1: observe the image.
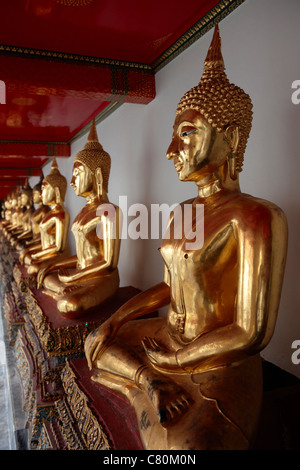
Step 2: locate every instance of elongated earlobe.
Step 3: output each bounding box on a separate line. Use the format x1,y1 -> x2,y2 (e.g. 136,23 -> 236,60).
225,125 -> 239,181
228,153 -> 237,180
95,167 -> 103,198
55,186 -> 61,204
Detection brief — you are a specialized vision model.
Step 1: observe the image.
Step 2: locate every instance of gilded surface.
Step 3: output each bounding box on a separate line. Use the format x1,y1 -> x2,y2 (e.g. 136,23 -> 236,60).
38,120 -> 121,319
21,157 -> 70,276
85,25 -> 288,450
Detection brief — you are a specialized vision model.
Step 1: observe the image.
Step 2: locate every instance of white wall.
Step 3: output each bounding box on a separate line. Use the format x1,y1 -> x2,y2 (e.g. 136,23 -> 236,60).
30,0 -> 300,377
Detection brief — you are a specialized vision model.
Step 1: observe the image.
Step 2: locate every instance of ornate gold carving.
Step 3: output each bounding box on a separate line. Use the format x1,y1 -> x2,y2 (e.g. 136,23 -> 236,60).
23,287 -> 96,357
37,424 -> 53,450
60,361 -> 110,450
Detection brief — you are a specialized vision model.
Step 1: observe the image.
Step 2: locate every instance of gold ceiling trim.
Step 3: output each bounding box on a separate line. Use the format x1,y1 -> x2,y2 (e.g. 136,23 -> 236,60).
0,0 -> 245,75
0,44 -> 152,72
152,0 -> 246,72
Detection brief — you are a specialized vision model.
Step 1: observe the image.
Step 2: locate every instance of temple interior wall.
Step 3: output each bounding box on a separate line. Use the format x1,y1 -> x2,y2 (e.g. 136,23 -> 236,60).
29,0 -> 300,377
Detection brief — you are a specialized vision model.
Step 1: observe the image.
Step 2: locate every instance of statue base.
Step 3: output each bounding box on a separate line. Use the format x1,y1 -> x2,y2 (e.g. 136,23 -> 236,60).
55,357 -> 144,450
10,261 -> 142,448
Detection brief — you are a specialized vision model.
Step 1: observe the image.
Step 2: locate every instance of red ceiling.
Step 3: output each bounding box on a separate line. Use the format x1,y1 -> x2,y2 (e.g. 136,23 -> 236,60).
0,0 -> 242,200
0,0 -> 220,64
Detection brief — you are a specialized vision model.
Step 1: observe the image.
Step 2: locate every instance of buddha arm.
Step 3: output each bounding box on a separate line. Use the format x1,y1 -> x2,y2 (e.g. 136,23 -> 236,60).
20,242 -> 42,264
17,228 -> 32,240
37,255 -> 77,288
144,207 -> 288,373
31,217 -> 65,260
25,236 -> 41,246
85,282 -> 170,368
58,214 -> 119,284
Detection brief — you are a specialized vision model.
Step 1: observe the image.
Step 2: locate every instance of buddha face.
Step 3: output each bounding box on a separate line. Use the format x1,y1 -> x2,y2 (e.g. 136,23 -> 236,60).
11,196 -> 17,209
167,109 -> 230,182
41,181 -> 55,205
70,162 -> 94,197
33,189 -> 42,205
20,192 -> 30,208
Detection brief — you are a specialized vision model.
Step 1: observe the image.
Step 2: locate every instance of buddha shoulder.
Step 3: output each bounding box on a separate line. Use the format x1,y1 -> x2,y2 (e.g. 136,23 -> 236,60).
231,193 -> 287,235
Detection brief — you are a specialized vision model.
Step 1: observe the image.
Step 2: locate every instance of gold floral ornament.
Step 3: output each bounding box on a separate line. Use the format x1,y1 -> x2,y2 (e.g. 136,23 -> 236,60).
176,23 -> 252,172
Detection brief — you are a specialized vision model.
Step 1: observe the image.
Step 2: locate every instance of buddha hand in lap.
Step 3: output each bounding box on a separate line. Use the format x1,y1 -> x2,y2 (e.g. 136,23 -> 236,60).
25,157 -> 70,275
37,121 -> 121,319
84,25 -> 288,450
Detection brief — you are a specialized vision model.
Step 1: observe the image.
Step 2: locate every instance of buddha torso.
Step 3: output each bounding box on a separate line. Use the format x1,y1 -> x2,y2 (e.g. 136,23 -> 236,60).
31,205 -> 49,238
71,200 -> 117,270
161,190 -> 274,346
22,207 -> 34,231
40,205 -> 67,249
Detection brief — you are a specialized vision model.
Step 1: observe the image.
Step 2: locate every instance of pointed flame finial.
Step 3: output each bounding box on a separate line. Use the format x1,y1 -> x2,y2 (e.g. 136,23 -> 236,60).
87,119 -> 99,143
51,156 -> 58,169
204,23 -> 224,72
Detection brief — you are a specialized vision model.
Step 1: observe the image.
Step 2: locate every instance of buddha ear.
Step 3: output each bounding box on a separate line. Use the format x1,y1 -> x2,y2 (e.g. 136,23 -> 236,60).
225,125 -> 239,154
225,125 -> 239,181
95,167 -> 103,198
55,186 -> 61,204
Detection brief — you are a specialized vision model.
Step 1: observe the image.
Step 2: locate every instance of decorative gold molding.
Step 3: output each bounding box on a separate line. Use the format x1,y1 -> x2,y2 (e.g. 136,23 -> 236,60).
60,360 -> 111,450
152,0 -> 246,72
23,287 -> 97,357
0,0 -> 245,75
0,43 -> 152,71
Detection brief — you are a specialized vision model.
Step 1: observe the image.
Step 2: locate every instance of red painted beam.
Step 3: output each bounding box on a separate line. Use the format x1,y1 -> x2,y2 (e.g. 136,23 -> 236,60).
0,168 -> 42,178
0,54 -> 155,104
0,178 -> 27,187
0,141 -> 70,157
0,157 -> 48,168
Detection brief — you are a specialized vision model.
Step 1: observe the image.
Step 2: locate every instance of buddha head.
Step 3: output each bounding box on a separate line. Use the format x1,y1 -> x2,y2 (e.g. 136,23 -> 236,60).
4,194 -> 12,211
71,119 -> 111,199
167,24 -> 253,183
42,157 -> 67,206
32,173 -> 44,205
20,180 -> 33,208
10,191 -> 18,210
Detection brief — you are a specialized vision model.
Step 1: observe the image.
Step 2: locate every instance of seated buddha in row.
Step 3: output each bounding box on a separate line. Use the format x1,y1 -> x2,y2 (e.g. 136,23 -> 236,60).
36,121 -> 121,319
21,157 -> 70,276
84,25 -> 288,450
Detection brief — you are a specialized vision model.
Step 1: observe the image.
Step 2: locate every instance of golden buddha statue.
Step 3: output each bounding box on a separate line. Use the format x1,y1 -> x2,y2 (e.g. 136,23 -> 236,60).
27,174 -> 50,244
36,120 -> 121,319
14,181 -> 35,249
19,175 -> 50,262
0,194 -> 13,230
84,25 -> 288,450
24,157 -> 70,276
5,189 -> 25,242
